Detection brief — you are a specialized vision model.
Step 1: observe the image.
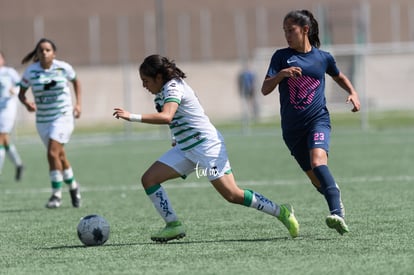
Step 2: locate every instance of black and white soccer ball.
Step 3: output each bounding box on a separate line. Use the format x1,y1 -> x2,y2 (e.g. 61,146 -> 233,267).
77,214 -> 110,246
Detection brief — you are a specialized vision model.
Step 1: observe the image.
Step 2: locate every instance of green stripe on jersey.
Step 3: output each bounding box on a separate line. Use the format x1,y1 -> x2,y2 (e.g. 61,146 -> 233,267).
169,122 -> 189,129
180,138 -> 207,151
173,127 -> 193,136
165,98 -> 180,104
177,132 -> 201,144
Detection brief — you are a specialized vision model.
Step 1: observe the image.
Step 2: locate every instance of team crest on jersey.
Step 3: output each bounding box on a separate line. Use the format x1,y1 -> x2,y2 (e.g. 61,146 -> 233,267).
287,75 -> 320,110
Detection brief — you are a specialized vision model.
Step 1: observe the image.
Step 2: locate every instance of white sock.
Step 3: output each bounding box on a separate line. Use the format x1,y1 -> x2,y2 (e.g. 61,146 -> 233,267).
248,190 -> 281,217
63,167 -> 78,190
0,146 -> 5,174
6,144 -> 23,167
50,170 -> 63,198
146,184 -> 178,223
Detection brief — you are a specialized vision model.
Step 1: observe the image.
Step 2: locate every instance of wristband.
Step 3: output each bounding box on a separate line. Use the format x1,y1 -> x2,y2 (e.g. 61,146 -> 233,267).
129,113 -> 142,122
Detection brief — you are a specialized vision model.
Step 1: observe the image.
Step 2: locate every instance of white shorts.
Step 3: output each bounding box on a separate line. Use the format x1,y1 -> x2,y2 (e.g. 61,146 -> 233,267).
158,142 -> 232,181
0,97 -> 18,133
36,114 -> 74,146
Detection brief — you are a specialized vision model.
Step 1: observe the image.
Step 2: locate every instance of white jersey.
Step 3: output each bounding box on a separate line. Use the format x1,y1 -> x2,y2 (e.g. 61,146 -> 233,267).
0,66 -> 20,132
155,78 -> 223,151
21,59 -> 76,123
0,66 -> 20,109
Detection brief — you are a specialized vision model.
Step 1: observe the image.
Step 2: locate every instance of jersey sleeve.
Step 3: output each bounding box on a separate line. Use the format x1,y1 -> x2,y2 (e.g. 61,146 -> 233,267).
163,80 -> 182,105
266,50 -> 282,77
325,52 -> 340,77
20,66 -> 32,89
61,61 -> 77,81
266,51 -> 279,77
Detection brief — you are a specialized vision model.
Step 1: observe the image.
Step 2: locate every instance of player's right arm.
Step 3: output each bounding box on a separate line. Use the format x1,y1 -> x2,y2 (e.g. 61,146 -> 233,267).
18,86 -> 36,112
113,102 -> 179,125
261,67 -> 302,96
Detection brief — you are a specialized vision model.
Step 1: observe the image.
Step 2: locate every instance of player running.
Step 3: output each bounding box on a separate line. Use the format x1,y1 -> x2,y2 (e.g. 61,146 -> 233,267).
113,54 -> 299,242
18,38 -> 82,208
261,10 -> 361,235
0,51 -> 24,181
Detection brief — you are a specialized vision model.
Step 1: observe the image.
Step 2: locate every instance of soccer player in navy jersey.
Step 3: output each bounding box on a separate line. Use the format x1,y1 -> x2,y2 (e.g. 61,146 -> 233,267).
261,10 -> 361,235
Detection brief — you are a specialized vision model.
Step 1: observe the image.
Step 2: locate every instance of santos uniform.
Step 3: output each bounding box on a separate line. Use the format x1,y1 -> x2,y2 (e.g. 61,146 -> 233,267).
156,78 -> 231,181
0,63 -> 24,180
20,59 -> 76,146
0,65 -> 20,133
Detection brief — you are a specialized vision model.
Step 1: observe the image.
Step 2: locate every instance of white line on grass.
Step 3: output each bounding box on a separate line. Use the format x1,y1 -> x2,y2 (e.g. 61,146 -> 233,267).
2,175 -> 413,195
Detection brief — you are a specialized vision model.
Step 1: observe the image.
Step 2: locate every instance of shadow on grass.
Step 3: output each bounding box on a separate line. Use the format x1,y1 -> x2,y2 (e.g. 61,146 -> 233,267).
42,235 -> 317,250
0,207 -> 46,213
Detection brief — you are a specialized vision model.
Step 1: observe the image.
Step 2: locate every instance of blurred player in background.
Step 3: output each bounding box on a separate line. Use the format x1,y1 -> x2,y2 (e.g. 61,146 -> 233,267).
18,38 -> 82,208
0,51 -> 24,181
113,54 -> 299,243
261,10 -> 361,235
237,64 -> 259,126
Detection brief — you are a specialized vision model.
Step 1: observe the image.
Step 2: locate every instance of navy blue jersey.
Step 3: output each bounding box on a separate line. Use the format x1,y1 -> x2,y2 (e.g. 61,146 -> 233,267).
266,47 -> 340,135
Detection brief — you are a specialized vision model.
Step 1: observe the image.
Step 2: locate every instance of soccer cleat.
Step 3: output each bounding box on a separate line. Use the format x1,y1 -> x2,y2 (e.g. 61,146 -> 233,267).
150,221 -> 186,243
69,185 -> 81,208
277,204 -> 299,238
340,199 -> 346,218
15,165 -> 24,182
46,195 -> 62,208
326,214 -> 349,235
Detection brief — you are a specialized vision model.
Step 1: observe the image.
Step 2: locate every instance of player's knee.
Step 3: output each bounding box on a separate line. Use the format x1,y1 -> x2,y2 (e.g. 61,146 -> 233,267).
141,173 -> 151,187
47,149 -> 60,160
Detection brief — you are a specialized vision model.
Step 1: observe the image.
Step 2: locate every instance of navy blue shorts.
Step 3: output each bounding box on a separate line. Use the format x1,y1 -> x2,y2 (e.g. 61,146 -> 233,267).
283,124 -> 331,171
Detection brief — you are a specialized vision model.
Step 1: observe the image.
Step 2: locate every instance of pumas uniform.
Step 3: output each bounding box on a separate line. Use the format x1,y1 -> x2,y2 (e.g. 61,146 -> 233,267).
156,78 -> 231,181
0,65 -> 20,133
20,60 -> 76,146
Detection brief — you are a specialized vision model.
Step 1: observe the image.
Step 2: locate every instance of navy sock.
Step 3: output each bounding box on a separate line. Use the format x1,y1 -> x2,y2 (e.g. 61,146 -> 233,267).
313,165 -> 342,217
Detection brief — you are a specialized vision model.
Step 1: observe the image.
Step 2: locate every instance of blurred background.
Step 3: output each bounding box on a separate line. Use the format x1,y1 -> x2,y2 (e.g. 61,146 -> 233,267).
1,0 -> 413,131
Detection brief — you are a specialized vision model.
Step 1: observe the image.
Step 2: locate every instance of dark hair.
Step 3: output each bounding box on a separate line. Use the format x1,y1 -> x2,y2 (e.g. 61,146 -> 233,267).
139,54 -> 186,83
284,10 -> 320,48
21,38 -> 57,64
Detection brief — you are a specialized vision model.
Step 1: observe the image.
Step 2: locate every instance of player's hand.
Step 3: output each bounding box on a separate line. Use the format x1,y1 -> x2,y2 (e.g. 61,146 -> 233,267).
73,104 -> 81,118
24,101 -> 37,112
346,93 -> 361,112
281,67 -> 302,78
113,107 -> 131,121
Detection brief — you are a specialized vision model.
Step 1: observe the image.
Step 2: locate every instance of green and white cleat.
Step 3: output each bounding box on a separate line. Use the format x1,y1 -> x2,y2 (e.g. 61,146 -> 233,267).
151,221 -> 186,243
326,214 -> 349,235
277,204 -> 299,238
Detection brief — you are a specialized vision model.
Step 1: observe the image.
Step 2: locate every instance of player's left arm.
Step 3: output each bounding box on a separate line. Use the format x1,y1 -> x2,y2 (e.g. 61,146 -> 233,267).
113,101 -> 179,125
332,72 -> 361,112
71,77 -> 82,118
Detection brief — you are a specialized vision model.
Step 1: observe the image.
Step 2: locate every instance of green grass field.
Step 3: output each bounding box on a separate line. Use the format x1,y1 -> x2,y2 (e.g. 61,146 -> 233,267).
1,116 -> 414,275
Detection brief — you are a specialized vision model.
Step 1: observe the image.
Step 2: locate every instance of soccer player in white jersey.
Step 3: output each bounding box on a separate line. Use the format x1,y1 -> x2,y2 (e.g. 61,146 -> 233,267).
18,38 -> 81,208
0,51 -> 24,181
113,54 -> 299,243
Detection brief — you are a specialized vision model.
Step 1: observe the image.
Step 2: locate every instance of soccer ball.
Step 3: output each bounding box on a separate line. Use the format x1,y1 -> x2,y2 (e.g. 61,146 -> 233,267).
77,214 -> 110,246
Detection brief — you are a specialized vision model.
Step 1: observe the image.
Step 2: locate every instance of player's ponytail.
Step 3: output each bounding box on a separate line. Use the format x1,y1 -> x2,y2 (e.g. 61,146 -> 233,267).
21,38 -> 57,64
284,10 -> 321,48
140,54 -> 186,83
